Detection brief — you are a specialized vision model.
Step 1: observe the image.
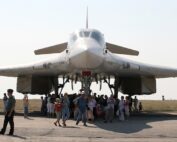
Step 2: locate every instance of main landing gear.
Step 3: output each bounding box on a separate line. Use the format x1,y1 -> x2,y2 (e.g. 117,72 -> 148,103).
104,76 -> 120,98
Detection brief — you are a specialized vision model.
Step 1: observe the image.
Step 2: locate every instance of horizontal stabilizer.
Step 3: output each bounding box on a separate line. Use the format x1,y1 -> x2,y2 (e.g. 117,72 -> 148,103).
34,42 -> 67,55
106,42 -> 139,56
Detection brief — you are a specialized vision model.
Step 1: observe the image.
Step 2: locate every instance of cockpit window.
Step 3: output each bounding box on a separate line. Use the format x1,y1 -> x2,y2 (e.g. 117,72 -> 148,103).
90,31 -> 103,43
79,31 -> 91,37
83,31 -> 90,37
70,30 -> 104,46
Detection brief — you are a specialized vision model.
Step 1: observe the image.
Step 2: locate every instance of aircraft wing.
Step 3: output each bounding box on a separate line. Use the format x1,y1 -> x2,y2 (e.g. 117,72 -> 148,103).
0,65 -> 30,77
0,53 -> 68,77
0,64 -> 50,77
140,64 -> 177,78
114,54 -> 177,78
0,52 -> 70,94
108,55 -> 177,95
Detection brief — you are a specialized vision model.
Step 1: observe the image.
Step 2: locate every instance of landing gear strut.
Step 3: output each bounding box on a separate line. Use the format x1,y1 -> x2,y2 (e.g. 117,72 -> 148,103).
114,76 -> 120,98
53,76 -> 69,98
81,76 -> 92,95
103,78 -> 114,95
104,76 -> 121,98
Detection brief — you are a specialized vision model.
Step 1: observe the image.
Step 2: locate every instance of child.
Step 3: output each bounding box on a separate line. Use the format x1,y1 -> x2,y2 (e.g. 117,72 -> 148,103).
139,102 -> 143,112
54,98 -> 62,127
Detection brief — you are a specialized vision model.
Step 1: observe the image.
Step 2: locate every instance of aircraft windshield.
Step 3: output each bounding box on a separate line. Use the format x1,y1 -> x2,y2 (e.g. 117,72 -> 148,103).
90,31 -> 103,43
79,31 -> 91,37
70,30 -> 104,46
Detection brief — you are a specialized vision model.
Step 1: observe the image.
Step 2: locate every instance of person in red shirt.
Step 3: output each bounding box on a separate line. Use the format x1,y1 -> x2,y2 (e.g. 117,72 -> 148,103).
54,98 -> 62,127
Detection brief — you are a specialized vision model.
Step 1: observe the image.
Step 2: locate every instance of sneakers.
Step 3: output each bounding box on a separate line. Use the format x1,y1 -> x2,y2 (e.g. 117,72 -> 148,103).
8,133 -> 13,136
0,130 -> 13,136
54,122 -> 57,126
76,121 -> 79,125
0,131 -> 13,136
63,123 -> 66,127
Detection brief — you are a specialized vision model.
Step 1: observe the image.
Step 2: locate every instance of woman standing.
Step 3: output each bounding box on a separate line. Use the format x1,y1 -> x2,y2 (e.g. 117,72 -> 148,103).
23,94 -> 29,118
3,93 -> 8,113
119,96 -> 125,121
61,93 -> 70,127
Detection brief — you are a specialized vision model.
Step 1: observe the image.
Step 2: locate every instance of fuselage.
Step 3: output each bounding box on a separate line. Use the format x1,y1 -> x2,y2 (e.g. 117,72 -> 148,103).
68,29 -> 105,70
34,28 -> 124,77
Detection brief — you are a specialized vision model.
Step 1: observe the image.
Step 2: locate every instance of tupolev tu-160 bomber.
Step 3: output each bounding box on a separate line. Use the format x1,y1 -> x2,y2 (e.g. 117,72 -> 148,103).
0,9 -> 177,97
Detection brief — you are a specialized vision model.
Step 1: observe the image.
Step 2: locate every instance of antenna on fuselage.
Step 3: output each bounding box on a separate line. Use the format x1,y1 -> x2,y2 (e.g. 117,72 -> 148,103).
86,6 -> 88,29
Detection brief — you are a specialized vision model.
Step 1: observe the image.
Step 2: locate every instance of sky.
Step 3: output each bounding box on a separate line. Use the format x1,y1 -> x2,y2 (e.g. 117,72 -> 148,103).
0,0 -> 177,100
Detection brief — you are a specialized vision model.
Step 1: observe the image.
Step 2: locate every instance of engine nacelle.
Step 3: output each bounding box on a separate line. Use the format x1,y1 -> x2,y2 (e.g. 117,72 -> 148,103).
119,76 -> 156,95
17,75 -> 54,94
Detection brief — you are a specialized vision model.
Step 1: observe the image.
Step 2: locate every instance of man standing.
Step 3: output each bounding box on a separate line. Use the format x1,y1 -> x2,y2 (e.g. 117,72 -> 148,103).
134,96 -> 138,112
76,93 -> 88,126
23,94 -> 29,118
0,89 -> 16,135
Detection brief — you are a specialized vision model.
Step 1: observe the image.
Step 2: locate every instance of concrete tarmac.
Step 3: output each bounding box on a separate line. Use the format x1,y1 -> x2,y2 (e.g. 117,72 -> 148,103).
0,112 -> 177,142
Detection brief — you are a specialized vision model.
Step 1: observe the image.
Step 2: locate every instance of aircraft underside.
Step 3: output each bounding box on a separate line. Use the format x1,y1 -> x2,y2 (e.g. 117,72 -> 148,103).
16,69 -> 156,97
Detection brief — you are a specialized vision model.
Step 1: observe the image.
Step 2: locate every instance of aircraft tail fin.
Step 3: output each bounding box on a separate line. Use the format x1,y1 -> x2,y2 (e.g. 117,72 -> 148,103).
106,42 -> 139,56
86,6 -> 88,29
34,42 -> 67,55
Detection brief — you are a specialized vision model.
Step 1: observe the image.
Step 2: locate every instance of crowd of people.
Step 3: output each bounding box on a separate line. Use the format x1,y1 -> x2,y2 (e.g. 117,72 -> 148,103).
0,89 -> 143,135
40,91 -> 143,127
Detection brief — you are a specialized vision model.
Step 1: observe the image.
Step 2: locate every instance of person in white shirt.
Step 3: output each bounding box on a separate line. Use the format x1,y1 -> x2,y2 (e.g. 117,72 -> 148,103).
119,96 -> 125,121
104,95 -> 115,123
3,93 -> 8,113
87,96 -> 96,122
125,96 -> 130,118
23,94 -> 29,118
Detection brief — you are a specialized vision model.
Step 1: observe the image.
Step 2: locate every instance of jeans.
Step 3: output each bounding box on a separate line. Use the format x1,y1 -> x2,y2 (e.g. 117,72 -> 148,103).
24,106 -> 28,116
62,107 -> 70,121
1,111 -> 14,134
76,110 -> 87,124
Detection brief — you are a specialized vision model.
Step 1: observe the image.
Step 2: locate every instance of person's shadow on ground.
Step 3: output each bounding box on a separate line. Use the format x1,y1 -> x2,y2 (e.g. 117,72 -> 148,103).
94,112 -> 177,134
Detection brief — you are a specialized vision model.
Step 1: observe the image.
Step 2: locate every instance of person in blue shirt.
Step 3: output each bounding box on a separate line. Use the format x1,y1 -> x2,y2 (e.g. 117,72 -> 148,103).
76,93 -> 88,126
61,93 -> 70,127
0,89 -> 16,136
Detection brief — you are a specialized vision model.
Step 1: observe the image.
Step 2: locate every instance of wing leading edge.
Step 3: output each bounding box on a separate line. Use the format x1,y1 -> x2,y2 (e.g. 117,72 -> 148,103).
113,54 -> 177,78
141,64 -> 177,78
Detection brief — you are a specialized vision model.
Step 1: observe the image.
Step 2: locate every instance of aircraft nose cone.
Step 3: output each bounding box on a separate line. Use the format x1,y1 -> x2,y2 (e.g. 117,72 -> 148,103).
70,40 -> 103,69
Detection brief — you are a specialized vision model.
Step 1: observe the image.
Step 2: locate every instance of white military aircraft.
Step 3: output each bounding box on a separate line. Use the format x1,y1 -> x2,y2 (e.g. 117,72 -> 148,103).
1,12 -> 177,97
